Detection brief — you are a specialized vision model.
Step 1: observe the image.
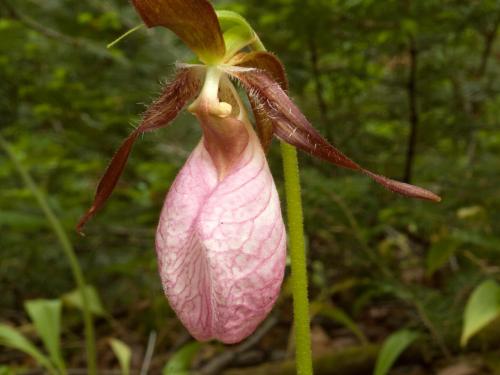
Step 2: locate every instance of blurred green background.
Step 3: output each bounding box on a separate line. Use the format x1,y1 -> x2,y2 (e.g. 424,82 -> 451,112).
1,0 -> 500,373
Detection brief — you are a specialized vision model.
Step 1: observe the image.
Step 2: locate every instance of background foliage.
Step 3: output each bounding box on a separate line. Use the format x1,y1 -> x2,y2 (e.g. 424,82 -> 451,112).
1,0 -> 500,373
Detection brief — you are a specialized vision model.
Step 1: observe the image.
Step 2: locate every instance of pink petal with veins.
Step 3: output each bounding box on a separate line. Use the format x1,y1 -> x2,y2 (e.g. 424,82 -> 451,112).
156,130 -> 286,344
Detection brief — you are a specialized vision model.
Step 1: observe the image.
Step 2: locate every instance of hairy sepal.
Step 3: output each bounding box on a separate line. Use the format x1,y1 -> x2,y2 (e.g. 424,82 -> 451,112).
156,125 -> 286,343
77,68 -> 201,233
132,0 -> 225,63
230,69 -> 441,202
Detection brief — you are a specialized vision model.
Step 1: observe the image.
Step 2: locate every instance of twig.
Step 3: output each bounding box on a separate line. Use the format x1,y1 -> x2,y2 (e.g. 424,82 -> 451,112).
198,315 -> 278,375
139,331 -> 157,375
0,0 -> 128,64
1,0 -> 78,45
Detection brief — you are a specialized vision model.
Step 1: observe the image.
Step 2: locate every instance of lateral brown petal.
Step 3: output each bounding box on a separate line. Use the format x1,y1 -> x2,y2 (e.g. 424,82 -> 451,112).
229,52 -> 288,151
139,68 -> 202,132
132,0 -> 225,63
232,69 -> 441,202
230,51 -> 288,89
249,96 -> 274,151
234,69 -> 358,169
76,131 -> 139,235
77,69 -> 202,234
362,171 -> 441,201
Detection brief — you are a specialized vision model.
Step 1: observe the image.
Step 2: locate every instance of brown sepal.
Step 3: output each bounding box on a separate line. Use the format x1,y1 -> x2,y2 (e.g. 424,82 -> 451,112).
131,0 -> 225,63
77,68 -> 202,234
231,69 -> 441,202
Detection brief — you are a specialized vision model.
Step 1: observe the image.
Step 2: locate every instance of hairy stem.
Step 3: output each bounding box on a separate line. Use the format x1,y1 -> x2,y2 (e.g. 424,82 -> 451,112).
280,143 -> 313,375
246,23 -> 313,375
0,135 -> 97,375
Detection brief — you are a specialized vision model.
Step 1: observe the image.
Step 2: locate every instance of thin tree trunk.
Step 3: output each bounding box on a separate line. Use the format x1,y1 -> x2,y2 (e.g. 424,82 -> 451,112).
476,15 -> 500,78
307,34 -> 331,138
466,13 -> 500,166
403,36 -> 419,183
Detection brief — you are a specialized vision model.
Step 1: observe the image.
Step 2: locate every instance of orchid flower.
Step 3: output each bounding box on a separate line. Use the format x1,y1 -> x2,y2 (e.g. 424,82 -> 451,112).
77,0 -> 440,344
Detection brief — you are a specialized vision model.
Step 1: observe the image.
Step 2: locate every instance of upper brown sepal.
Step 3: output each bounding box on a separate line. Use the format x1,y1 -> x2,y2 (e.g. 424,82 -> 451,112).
132,0 -> 225,63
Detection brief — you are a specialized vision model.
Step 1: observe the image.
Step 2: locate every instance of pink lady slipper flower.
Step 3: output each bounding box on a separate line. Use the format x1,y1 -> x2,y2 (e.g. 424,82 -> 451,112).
78,0 -> 440,344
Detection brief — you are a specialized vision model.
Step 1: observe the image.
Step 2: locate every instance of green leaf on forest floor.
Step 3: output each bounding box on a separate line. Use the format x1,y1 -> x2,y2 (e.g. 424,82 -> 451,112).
109,338 -> 132,375
461,279 -> 500,347
163,341 -> 202,375
61,285 -> 106,317
24,299 -> 65,373
0,324 -> 55,373
313,302 -> 368,344
0,366 -> 16,375
426,238 -> 458,276
374,329 -> 419,375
